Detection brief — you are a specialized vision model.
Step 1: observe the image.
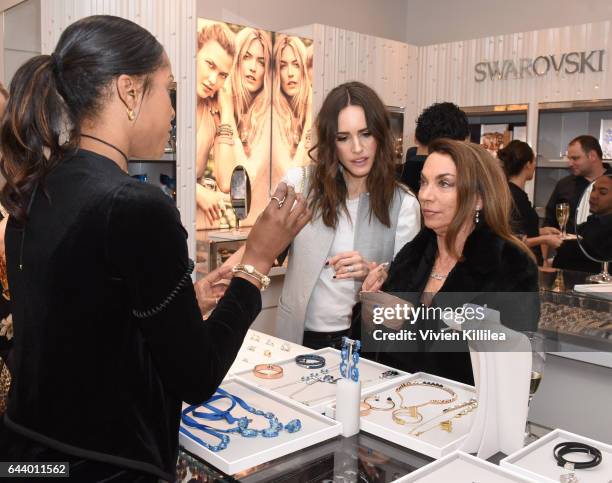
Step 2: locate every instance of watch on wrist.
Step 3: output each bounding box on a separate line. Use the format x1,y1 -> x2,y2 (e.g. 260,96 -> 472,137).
232,264 -> 271,290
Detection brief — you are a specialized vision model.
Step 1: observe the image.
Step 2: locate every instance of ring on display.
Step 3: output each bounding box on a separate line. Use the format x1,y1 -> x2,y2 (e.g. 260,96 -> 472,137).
280,343 -> 290,351
263,349 -> 272,358
250,334 -> 260,342
266,339 -> 275,346
253,364 -> 283,379
247,345 -> 256,352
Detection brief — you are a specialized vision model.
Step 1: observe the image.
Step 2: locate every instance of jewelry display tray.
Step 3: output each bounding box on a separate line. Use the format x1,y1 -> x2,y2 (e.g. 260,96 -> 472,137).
500,428 -> 612,482
233,347 -> 408,413
178,378 -> 342,476
393,451 -> 534,482
325,372 -> 478,459
226,329 -> 311,376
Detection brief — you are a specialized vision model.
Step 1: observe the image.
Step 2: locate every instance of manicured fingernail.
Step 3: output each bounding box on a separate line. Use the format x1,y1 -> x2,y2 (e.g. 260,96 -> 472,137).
325,260 -> 329,266
332,275 -> 336,279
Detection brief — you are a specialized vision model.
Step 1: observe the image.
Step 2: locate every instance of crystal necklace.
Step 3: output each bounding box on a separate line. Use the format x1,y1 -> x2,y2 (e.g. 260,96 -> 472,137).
180,388 -> 302,452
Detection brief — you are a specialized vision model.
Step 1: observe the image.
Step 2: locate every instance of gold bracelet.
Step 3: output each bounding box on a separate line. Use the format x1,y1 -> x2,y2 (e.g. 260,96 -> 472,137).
253,364 -> 283,379
392,408 -> 423,425
361,395 -> 395,416
394,380 -> 457,423
409,398 -> 478,437
216,123 -> 234,137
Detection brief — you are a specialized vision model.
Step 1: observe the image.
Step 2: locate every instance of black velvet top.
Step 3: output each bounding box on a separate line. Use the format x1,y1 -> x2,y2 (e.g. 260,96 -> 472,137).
3,150 -> 261,481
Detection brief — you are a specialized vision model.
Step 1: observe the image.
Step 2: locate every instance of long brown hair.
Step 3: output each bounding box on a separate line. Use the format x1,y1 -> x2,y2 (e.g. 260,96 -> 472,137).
309,81 -> 397,228
428,138 -> 534,260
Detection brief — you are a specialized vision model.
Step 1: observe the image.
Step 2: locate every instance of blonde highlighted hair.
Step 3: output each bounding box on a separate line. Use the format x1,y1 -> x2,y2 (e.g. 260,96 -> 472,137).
272,35 -> 309,156
231,28 -> 272,151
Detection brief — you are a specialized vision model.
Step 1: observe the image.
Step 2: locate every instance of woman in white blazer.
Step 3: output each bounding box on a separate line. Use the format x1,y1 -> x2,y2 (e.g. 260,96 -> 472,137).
277,81 -> 421,348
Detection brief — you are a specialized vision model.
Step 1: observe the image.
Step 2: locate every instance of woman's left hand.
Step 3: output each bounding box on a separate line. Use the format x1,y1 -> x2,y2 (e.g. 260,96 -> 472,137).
328,251 -> 371,280
194,265 -> 233,315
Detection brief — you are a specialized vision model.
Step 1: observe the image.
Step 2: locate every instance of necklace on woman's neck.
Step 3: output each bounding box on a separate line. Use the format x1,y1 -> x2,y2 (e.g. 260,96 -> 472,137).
80,133 -> 129,166
429,271 -> 448,281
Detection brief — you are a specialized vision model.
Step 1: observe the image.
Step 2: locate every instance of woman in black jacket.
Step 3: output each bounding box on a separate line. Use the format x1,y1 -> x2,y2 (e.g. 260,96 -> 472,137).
497,140 -> 563,265
363,139 -> 540,385
0,15 -> 309,482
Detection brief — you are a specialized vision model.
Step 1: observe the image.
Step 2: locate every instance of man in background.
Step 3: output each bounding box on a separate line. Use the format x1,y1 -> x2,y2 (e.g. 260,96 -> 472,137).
400,102 -> 469,193
544,135 -> 611,233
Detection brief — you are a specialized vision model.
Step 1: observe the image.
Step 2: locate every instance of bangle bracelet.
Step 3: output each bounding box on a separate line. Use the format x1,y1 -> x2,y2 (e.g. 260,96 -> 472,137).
253,364 -> 283,379
295,354 -> 325,369
553,442 -> 602,469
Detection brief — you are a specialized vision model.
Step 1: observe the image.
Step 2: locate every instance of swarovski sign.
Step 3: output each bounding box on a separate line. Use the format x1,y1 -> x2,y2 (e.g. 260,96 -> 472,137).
474,49 -> 605,82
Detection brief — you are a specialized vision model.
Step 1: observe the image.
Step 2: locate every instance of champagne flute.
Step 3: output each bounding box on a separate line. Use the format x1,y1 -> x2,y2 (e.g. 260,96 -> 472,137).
556,202 -> 570,239
526,332 -> 546,443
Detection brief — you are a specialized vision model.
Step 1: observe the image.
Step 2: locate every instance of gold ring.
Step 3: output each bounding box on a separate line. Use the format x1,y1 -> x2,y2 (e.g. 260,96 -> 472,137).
271,196 -> 285,208
263,349 -> 272,357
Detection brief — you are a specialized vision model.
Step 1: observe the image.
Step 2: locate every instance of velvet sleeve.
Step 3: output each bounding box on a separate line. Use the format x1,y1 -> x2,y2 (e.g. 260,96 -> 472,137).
106,182 -> 261,404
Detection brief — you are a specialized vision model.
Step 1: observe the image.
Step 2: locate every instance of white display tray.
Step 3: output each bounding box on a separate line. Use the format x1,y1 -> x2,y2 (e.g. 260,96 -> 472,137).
233,347 -> 407,413
226,330 -> 311,376
574,283 -> 612,302
500,428 -> 612,482
394,451 -> 535,482
326,372 -> 478,459
178,378 -> 342,476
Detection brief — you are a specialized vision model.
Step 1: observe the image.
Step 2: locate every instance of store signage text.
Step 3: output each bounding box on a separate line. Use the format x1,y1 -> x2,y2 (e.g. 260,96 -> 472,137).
474,49 -> 605,82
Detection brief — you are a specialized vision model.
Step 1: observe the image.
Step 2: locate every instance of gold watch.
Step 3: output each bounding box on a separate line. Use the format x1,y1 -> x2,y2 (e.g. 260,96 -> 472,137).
232,264 -> 271,290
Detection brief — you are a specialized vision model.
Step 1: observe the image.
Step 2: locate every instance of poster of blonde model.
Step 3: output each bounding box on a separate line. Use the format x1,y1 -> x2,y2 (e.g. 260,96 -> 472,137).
270,33 -> 314,191
196,19 -> 273,229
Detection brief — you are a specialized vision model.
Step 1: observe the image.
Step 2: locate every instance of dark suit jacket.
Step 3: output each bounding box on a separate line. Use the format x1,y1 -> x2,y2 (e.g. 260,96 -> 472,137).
378,225 -> 540,385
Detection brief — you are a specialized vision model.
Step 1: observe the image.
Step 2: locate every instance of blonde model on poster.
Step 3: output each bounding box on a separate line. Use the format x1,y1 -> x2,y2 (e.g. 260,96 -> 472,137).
196,22 -> 235,228
213,28 -> 273,225
271,35 -> 312,189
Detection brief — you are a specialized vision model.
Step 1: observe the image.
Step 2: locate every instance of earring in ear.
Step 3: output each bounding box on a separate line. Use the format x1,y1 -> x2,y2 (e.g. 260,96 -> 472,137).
474,209 -> 481,224
127,109 -> 135,121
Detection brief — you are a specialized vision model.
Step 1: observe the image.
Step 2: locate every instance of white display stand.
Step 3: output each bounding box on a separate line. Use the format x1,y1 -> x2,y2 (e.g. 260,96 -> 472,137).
444,305 -> 532,459
326,373 -> 477,459
393,451 -> 535,482
226,329 -> 311,376
500,428 -> 612,482
178,378 -> 342,476
233,347 -> 407,413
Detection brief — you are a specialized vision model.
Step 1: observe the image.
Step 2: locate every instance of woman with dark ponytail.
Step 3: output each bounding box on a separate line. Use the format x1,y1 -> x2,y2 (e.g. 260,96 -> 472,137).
0,15 -> 309,481
498,140 -> 563,264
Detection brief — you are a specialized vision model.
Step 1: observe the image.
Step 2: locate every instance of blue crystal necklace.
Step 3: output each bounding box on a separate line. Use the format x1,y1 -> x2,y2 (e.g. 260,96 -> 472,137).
180,387 -> 302,452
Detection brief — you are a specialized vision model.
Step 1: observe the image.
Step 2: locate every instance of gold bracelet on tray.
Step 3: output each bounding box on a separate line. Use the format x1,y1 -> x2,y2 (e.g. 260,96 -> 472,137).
253,364 -> 283,379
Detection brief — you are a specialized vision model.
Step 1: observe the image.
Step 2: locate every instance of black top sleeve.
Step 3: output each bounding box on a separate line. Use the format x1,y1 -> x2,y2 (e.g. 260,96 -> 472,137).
107,183 -> 261,404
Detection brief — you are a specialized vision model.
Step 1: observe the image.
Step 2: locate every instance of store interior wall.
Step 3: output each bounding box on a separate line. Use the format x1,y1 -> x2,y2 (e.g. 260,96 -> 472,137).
196,0 -> 408,43
404,0 -> 612,45
1,0 -> 40,85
